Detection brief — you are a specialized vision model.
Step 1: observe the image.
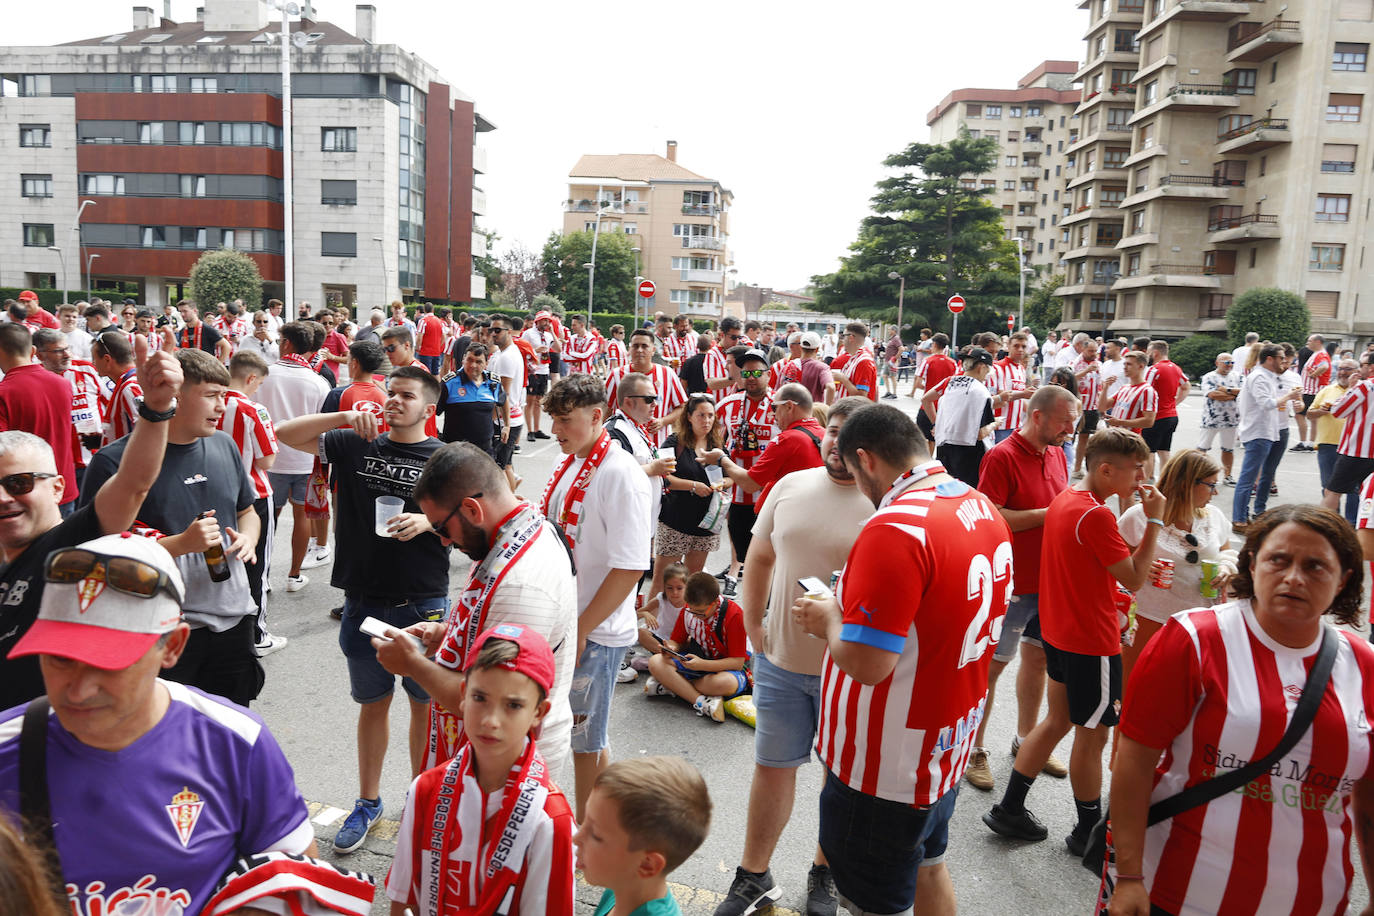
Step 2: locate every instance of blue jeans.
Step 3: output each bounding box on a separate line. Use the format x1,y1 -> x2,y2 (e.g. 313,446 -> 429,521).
1317,443 -> 1360,525
1233,437 -> 1274,523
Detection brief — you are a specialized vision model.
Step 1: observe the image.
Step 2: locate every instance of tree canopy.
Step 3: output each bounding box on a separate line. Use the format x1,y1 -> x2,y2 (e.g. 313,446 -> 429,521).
188,248 -> 262,308
540,230 -> 638,316
1226,287 -> 1311,349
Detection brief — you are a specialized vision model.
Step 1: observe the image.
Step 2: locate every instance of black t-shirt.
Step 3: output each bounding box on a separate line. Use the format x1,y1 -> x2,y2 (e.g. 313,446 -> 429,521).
0,503 -> 104,710
179,323 -> 224,354
679,354 -> 708,395
659,433 -> 714,536
450,335 -> 472,366
321,431 -> 450,598
316,361 -> 338,388
437,372 -> 506,452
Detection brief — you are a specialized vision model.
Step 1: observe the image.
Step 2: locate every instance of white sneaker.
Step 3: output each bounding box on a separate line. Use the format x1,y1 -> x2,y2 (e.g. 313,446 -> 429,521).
616,661 -> 638,684
300,545 -> 332,570
254,633 -> 289,657
285,574 -> 309,593
644,677 -> 669,697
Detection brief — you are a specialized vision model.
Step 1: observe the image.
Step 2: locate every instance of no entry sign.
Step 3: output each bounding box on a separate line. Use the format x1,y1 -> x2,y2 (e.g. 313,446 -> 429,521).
637,279 -> 656,298
947,295 -> 966,314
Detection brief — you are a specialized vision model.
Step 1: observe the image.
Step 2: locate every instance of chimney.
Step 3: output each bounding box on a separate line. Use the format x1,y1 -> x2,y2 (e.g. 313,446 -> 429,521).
355,4 -> 376,43
666,140 -> 677,163
132,5 -> 155,30
163,0 -> 172,21
196,7 -> 205,21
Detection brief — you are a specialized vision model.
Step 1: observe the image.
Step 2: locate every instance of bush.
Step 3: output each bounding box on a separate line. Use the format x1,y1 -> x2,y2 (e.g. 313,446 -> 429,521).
188,249 -> 263,310
1226,287 -> 1309,349
531,293 -> 565,318
1168,333 -> 1229,380
0,287 -> 126,309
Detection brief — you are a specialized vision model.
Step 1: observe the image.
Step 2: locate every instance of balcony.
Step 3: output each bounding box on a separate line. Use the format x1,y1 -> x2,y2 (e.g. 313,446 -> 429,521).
1137,0 -> 1251,41
681,203 -> 720,217
563,199 -> 649,215
1113,263 -> 1223,289
473,144 -> 488,175
472,230 -> 487,257
1215,117 -> 1290,153
472,187 -> 487,216
1120,174 -> 1239,207
1022,163 -> 1042,172
1014,214 -> 1039,228
681,236 -> 725,251
1227,20 -> 1302,61
682,268 -> 724,285
1161,82 -> 1242,111
1061,205 -> 1122,225
1206,212 -> 1281,242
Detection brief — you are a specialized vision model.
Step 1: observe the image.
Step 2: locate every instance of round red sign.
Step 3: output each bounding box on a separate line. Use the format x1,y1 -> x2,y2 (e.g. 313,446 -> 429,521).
637,279 -> 656,299
947,295 -> 966,314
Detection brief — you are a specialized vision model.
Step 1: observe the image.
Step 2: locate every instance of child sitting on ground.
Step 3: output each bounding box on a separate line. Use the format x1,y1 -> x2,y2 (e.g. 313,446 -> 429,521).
644,571 -> 750,723
575,756 -> 712,916
386,624 -> 575,916
633,562 -> 688,669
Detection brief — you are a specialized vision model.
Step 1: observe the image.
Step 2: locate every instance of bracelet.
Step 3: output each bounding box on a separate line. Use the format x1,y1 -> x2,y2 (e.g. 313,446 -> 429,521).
1146,518 -> 1164,527
1115,874 -> 1145,882
137,400 -> 177,422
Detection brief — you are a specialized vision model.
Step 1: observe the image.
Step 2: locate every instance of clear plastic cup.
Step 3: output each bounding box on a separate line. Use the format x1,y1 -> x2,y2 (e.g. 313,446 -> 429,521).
375,495 -> 405,537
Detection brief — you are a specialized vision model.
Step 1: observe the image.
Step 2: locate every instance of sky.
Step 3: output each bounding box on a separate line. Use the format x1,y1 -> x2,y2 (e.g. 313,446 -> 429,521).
7,0 -> 1084,292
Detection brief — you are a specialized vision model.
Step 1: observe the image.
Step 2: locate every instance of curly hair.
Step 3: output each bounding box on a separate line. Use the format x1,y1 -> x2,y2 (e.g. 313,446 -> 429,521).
1230,504 -> 1364,627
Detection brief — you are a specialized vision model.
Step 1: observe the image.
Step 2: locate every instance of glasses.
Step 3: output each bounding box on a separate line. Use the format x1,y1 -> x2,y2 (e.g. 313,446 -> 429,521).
688,393 -> 716,404
628,394 -> 659,404
1199,479 -> 1219,493
434,492 -> 483,539
384,344 -> 398,353
740,369 -> 766,379
45,548 -> 180,601
1180,532 -> 1200,564
40,346 -> 69,356
0,471 -> 58,496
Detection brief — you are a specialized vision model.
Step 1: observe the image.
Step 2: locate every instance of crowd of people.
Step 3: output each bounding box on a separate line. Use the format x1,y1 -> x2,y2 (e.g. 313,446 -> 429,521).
2,286 -> 1374,916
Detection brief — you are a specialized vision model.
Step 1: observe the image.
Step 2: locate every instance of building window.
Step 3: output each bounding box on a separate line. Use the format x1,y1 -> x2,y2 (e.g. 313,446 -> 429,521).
22,224 -> 54,247
322,232 -> 357,257
1009,106 -> 1022,117
1003,180 -> 1015,190
20,75 -> 52,97
1130,209 -> 1146,233
180,227 -> 207,248
1311,244 -> 1346,271
179,175 -> 206,198
222,229 -> 267,251
1134,165 -> 1150,193
1089,297 -> 1116,320
1334,42 -> 1369,71
986,105 -> 1002,119
21,175 -> 53,198
1005,155 -> 1018,167
623,222 -> 638,234
138,122 -> 164,144
19,124 -> 51,148
321,127 -> 358,152
965,104 -> 982,119
1327,93 -> 1363,122
1322,143 -> 1358,172
1126,253 -> 1141,276
189,77 -> 217,93
321,179 -> 358,205
1104,147 -> 1129,168
1224,68 -> 1257,94
179,122 -> 206,144
82,174 -> 125,195
141,226 -> 167,248
1316,194 -> 1352,221
1143,81 -> 1158,104
1306,290 -> 1340,318
133,75 -> 178,93
1027,105 -> 1042,116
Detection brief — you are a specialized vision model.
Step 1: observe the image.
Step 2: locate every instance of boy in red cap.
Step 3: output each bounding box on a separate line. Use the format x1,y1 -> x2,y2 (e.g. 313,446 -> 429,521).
385,623 -> 576,916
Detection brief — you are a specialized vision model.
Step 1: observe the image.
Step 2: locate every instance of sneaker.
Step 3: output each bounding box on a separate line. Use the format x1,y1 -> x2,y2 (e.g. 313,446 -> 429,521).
1270,483 -> 1279,495
1011,737 -> 1068,779
693,695 -> 725,722
1224,476 -> 1237,487
616,659 -> 638,684
714,566 -> 733,580
644,677 -> 669,697
1065,828 -> 1090,858
1290,443 -> 1308,452
712,866 -> 781,916
300,544 -> 333,569
982,803 -> 1049,842
333,797 -> 383,853
630,654 -> 650,672
882,392 -> 897,400
1232,520 -> 1251,535
329,606 -> 343,621
722,576 -> 738,598
805,864 -> 839,916
254,632 -> 288,658
285,574 -> 308,593
964,749 -> 994,790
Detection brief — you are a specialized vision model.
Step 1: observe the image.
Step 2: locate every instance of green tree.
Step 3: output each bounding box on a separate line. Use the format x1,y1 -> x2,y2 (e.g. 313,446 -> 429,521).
1169,333 -> 1229,380
811,130 -> 1021,339
1225,287 -> 1310,349
531,292 -> 565,319
540,231 -> 638,317
473,227 -> 502,300
188,248 -> 262,309
1023,274 -> 1064,338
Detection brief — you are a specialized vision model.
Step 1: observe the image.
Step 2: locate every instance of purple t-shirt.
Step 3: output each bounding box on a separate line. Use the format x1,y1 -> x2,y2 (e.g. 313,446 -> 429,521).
0,680 -> 312,915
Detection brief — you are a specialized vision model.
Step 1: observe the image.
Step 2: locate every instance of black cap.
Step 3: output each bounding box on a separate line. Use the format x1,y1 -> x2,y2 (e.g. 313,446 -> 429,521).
734,347 -> 770,368
964,346 -> 994,367
123,297 -> 138,305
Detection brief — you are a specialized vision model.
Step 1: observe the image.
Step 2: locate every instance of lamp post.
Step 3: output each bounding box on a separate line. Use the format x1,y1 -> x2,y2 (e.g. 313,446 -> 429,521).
270,1 -> 302,313
372,235 -> 386,308
630,245 -> 641,327
1013,237 -> 1031,331
86,253 -> 100,298
585,205 -> 607,325
887,270 -> 906,339
46,246 -> 67,303
63,199 -> 96,305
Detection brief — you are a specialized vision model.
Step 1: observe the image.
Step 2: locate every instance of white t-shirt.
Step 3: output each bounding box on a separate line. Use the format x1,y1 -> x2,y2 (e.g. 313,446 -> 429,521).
606,413 -> 662,526
489,344 -> 525,427
546,444 -> 652,647
522,329 -> 556,375
933,375 -> 993,447
64,327 -> 93,362
1118,503 -> 1236,623
1101,357 -> 1126,399
648,593 -> 681,641
1055,343 -> 1079,370
255,361 -> 330,474
1231,344 -> 1255,373
820,333 -> 839,361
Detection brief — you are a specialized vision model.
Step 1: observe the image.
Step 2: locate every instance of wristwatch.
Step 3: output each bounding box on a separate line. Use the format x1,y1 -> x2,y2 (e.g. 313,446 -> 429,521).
137,400 -> 177,422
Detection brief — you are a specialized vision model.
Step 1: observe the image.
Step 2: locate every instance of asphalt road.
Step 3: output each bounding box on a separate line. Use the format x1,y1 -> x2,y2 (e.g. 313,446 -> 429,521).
252,390 -> 1368,915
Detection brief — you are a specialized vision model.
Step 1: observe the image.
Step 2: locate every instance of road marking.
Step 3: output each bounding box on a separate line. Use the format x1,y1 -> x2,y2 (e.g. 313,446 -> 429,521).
305,800 -> 401,842
310,804 -> 348,826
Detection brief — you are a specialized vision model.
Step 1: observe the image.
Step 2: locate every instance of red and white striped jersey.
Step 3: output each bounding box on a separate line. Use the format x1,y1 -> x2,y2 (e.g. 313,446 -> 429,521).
65,360 -> 105,466
704,345 -> 729,381
1121,601 -> 1374,916
769,357 -> 802,390
817,475 -> 1013,806
129,330 -> 166,353
1358,473 -> 1374,530
218,389 -> 279,499
1109,382 -> 1158,431
1332,379 -> 1374,458
661,333 -> 696,364
104,368 -> 142,445
838,350 -> 878,401
210,315 -> 249,350
717,391 -> 777,506
605,338 -> 627,372
562,333 -> 598,375
988,358 -> 1030,429
1073,354 -> 1101,408
1304,350 -> 1333,396
605,364 -> 686,446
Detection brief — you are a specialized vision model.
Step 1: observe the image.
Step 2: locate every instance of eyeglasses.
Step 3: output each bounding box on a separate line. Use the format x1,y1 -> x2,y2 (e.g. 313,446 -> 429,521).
0,471 -> 58,496
740,369 -> 766,379
434,492 -> 483,539
384,344 -> 398,353
1199,480 -> 1219,493
627,394 -> 659,404
45,547 -> 180,601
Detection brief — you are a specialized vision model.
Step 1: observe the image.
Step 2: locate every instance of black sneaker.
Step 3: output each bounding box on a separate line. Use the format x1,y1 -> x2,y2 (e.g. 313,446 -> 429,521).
722,576 -> 739,597
713,566 -> 733,580
805,864 -> 838,916
982,803 -> 1049,842
712,867 -> 781,916
1065,828 -> 1090,858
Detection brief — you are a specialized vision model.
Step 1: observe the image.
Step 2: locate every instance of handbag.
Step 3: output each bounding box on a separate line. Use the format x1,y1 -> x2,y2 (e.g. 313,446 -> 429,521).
1082,624 -> 1338,877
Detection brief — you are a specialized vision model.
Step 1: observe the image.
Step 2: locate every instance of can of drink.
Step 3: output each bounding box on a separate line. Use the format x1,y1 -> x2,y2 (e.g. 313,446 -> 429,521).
1150,558 -> 1175,590
1199,559 -> 1221,599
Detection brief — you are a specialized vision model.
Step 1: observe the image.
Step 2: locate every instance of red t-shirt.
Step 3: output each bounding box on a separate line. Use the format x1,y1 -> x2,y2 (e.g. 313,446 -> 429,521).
23,307 -> 60,330
338,380 -> 390,432
417,315 -> 446,357
670,598 -> 749,666
747,417 -> 824,510
920,353 -> 958,395
1038,487 -> 1131,656
322,330 -> 350,359
0,364 -> 79,504
977,431 -> 1069,595
1147,359 -> 1187,418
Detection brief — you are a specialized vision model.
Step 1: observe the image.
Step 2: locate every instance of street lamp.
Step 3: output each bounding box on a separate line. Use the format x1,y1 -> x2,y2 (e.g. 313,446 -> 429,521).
47,246 -> 67,302
63,199 -> 96,305
1013,237 -> 1035,331
372,236 -> 386,309
268,1 -> 303,312
584,204 -> 608,325
887,270 -> 906,339
630,245 -> 641,326
86,253 -> 100,298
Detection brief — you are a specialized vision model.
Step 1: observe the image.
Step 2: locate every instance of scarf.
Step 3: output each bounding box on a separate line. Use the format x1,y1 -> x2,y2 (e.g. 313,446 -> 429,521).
878,461 -> 948,509
425,504 -> 548,770
180,323 -> 202,351
279,353 -> 314,371
538,430 -> 612,550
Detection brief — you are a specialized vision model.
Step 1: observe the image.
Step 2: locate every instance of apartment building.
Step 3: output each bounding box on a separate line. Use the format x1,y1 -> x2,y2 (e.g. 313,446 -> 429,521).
1057,0 -> 1374,341
926,61 -> 1083,272
562,142 -> 732,317
0,0 -> 492,312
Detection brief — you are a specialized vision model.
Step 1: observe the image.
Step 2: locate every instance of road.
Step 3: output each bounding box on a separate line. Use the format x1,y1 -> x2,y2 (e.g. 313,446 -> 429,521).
252,389 -> 1368,914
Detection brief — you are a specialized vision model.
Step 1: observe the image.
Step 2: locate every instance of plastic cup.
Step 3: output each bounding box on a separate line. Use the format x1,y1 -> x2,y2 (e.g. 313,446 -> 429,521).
375,495 -> 405,537
656,447 -> 677,473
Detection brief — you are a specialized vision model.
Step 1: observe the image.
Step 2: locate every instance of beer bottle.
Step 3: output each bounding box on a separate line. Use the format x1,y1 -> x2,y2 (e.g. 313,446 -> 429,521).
198,510 -> 232,582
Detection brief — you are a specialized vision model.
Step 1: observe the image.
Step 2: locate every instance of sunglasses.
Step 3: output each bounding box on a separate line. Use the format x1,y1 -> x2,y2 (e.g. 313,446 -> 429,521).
740,369 -> 766,379
384,344 -> 399,353
628,394 -> 659,404
1180,532 -> 1200,564
435,492 -> 483,538
45,547 -> 180,601
0,471 -> 57,496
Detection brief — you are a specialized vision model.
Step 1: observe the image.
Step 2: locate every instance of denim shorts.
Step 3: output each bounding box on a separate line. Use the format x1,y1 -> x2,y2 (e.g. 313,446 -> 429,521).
819,770 -> 958,915
268,471 -> 311,507
993,593 -> 1042,663
339,593 -> 448,704
672,658 -> 750,700
569,641 -> 623,754
753,652 -> 822,768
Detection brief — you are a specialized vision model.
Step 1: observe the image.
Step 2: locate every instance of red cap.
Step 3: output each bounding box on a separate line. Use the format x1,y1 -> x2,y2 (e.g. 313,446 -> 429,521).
18,290 -> 38,302
464,624 -> 555,695
533,310 -> 553,321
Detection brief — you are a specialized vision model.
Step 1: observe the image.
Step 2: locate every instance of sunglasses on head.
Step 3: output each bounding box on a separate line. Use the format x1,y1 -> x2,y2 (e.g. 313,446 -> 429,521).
689,393 -> 716,405
740,369 -> 766,379
45,547 -> 180,601
0,471 -> 57,496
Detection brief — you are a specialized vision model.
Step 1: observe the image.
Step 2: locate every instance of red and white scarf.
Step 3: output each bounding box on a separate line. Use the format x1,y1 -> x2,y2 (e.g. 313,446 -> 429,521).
179,323 -> 203,351
538,430 -> 613,550
426,504 -> 548,770
879,461 -> 949,509
279,353 -> 314,371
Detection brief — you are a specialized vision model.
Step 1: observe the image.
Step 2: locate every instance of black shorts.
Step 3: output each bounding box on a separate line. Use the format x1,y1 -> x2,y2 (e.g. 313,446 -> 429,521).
1044,640 -> 1121,728
1327,454 -> 1374,494
935,443 -> 984,488
727,502 -> 755,561
164,615 -> 264,708
1142,415 -> 1179,452
548,354 -> 562,375
494,432 -> 518,468
1302,393 -> 1316,410
1079,409 -> 1100,435
916,410 -> 935,442
527,374 -> 550,397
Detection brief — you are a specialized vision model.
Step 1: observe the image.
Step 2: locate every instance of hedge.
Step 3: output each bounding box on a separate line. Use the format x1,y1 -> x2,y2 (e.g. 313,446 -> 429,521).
0,287 -> 128,309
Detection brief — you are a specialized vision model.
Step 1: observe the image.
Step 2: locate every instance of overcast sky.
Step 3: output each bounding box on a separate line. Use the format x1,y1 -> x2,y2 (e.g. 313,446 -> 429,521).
9,0 -> 1084,291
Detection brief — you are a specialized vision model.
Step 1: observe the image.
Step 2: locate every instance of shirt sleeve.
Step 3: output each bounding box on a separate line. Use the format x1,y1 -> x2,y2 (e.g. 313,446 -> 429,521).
975,448 -> 1011,506
722,602 -> 750,659
1119,616 -> 1203,749
1079,503 -> 1133,569
75,448 -> 118,509
384,772 -> 424,905
746,431 -> 798,489
851,359 -> 876,398
517,806 -> 576,916
670,611 -> 688,645
837,521 -> 923,653
596,460 -> 651,571
241,724 -> 313,856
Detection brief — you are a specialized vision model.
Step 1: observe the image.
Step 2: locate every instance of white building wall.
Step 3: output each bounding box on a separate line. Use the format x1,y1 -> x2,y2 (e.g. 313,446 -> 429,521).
0,97 -> 78,290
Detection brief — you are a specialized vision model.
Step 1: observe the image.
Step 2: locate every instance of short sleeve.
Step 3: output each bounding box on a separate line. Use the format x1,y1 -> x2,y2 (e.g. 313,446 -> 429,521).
1119,617 -> 1203,748
384,772 -> 424,904
838,522 -> 924,654
1118,504 -> 1146,548
321,428 -> 360,467
662,372 -> 687,411
722,602 -> 749,658
751,474 -> 781,540
595,460 -> 650,571
240,725 -> 313,855
1079,503 -> 1132,569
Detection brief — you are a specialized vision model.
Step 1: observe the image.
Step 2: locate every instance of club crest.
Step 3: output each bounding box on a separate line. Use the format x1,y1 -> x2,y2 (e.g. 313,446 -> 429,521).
166,786 -> 204,848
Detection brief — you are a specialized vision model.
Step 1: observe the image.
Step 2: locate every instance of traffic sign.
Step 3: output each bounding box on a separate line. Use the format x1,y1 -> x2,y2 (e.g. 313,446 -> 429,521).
637,279 -> 656,299
947,295 -> 966,314
1007,314 -> 1016,330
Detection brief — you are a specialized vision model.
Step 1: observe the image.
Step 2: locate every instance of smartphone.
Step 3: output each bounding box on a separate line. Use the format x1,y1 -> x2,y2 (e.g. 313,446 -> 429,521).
651,632 -> 687,659
798,576 -> 831,599
359,615 -> 426,651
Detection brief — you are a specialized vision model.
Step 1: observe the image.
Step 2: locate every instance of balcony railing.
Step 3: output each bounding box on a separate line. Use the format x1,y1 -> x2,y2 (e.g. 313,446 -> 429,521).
1158,174 -> 1245,187
681,236 -> 724,250
1217,117 -> 1289,140
1109,83 -> 1138,94
681,204 -> 720,217
1114,40 -> 1141,52
1148,263 -> 1216,275
1207,212 -> 1278,231
1092,272 -> 1122,284
1104,124 -> 1133,132
1227,19 -> 1300,51
1168,83 -> 1239,96
1117,1 -> 1145,12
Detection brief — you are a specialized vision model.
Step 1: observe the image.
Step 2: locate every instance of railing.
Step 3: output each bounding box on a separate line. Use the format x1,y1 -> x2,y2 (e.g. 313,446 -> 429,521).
1104,124 -> 1133,132
1217,117 -> 1289,140
1321,160 -> 1356,173
1022,162 -> 1041,170
1148,263 -> 1213,275
1109,83 -> 1138,93
681,204 -> 719,216
1117,1 -> 1145,11
1092,272 -> 1122,284
1114,40 -> 1141,52
681,236 -> 724,250
1227,19 -> 1300,51
321,197 -> 356,206
1168,83 -> 1239,96
1096,235 -> 1124,246
79,137 -> 284,150
1207,212 -> 1278,231
1158,174 -> 1244,187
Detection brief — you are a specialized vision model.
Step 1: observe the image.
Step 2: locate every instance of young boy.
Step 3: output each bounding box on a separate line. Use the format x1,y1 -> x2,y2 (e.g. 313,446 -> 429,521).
634,562 -> 688,665
386,624 -> 575,916
644,572 -> 750,723
575,757 -> 712,916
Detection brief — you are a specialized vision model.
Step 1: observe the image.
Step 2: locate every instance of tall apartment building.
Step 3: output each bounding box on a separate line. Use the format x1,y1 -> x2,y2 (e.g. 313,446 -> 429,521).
561,142 -> 732,317
1058,0 -> 1374,341
926,61 -> 1083,272
0,0 -> 492,312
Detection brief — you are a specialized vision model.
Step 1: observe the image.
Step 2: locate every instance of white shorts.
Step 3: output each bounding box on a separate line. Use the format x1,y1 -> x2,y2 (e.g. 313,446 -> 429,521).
1357,474 -> 1374,530
1198,426 -> 1237,452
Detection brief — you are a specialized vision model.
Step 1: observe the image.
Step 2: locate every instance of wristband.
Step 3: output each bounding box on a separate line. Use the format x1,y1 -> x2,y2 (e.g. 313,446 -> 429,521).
137,400 -> 177,422
1146,517 -> 1164,527
1115,874 -> 1145,882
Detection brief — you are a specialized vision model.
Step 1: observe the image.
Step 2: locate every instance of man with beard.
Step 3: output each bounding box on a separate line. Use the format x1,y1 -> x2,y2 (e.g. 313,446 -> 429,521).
373,442 -> 577,789
713,397 -> 873,916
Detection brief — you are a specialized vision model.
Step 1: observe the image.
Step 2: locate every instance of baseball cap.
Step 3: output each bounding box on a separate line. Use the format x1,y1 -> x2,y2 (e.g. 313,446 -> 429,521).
9,533 -> 185,670
464,623 -> 555,696
963,346 -> 995,367
800,331 -> 822,349
18,290 -> 38,302
734,347 -> 770,368
533,310 -> 553,321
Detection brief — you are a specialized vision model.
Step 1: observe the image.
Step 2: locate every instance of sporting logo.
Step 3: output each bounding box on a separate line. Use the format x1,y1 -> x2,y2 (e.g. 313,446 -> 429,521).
166,786 -> 205,848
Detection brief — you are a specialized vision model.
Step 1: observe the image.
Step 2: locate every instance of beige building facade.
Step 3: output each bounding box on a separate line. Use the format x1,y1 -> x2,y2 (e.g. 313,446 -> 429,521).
561,142 -> 732,318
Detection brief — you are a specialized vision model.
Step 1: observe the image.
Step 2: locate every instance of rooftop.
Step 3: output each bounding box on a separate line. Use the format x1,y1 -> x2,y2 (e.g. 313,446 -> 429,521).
570,153 -> 713,184
62,18 -> 361,49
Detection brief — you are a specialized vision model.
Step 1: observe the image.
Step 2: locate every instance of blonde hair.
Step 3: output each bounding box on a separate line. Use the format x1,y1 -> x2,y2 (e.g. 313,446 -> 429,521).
593,756 -> 711,872
1156,451 -> 1223,530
